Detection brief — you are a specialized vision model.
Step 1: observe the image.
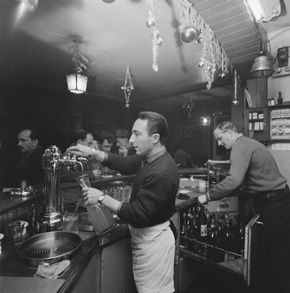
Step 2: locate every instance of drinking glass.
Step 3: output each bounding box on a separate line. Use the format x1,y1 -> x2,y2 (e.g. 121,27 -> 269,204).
8,221 -> 25,245
63,213 -> 79,234
76,174 -> 91,188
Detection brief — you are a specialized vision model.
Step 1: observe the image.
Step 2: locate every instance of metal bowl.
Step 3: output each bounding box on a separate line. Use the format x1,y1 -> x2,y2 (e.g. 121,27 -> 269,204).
17,231 -> 82,266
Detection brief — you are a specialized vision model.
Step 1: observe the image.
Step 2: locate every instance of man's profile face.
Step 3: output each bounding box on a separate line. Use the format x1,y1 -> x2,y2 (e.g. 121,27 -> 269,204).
79,133 -> 94,148
101,139 -> 112,153
214,129 -> 233,150
130,119 -> 154,156
18,130 -> 37,153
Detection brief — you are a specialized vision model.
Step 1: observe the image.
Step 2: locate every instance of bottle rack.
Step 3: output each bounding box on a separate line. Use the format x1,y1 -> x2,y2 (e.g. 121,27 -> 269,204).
180,237 -> 243,265
179,204 -> 245,277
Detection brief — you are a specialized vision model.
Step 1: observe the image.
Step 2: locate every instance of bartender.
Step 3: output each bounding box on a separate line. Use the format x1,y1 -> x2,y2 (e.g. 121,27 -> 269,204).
68,111 -> 179,293
198,121 -> 290,293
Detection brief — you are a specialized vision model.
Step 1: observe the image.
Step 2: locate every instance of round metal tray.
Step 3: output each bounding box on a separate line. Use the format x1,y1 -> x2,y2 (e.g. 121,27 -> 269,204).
18,231 -> 82,266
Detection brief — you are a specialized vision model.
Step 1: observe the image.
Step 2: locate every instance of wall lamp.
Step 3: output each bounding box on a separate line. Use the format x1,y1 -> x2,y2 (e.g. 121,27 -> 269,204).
200,116 -> 211,126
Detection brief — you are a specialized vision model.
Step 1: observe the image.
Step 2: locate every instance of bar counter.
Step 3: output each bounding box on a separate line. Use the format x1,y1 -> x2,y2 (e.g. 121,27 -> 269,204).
0,169 -> 204,293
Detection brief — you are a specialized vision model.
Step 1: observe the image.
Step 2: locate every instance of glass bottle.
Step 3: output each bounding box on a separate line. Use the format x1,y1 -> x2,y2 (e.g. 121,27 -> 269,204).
221,217 -> 234,261
198,205 -> 208,257
207,218 -> 218,262
180,212 -> 187,249
278,91 -> 283,105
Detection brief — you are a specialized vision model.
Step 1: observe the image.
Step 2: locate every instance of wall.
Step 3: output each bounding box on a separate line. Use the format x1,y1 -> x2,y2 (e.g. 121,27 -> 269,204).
267,27 -> 290,184
1,76 -> 232,173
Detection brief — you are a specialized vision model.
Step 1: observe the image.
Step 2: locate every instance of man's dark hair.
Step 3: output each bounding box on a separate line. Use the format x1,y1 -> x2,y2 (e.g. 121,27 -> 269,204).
71,129 -> 90,143
98,130 -> 114,144
29,129 -> 41,141
138,111 -> 168,145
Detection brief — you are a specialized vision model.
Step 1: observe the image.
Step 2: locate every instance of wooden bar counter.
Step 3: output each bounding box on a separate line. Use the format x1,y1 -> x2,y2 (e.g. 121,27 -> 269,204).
0,169 -> 206,293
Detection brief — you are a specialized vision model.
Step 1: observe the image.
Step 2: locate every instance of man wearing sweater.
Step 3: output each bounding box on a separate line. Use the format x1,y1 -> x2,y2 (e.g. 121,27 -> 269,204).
198,121 -> 290,293
68,111 -> 179,293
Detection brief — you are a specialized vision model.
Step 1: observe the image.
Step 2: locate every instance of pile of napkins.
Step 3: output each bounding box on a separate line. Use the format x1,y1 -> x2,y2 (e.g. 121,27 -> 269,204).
34,260 -> 70,279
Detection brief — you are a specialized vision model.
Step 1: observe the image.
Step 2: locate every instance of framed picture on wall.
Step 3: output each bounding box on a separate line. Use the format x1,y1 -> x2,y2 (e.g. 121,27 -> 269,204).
179,125 -> 203,141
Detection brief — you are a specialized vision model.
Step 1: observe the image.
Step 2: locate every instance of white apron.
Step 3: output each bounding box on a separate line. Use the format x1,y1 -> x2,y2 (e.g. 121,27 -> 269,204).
129,221 -> 175,293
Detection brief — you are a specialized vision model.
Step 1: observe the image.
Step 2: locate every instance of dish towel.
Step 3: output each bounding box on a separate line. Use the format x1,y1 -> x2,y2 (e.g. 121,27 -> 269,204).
34,260 -> 70,279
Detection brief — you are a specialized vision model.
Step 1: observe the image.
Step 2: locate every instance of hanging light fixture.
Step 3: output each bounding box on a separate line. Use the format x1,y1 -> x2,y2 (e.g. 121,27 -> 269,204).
66,40 -> 88,94
19,0 -> 38,11
250,26 -> 274,78
245,0 -> 281,23
250,55 -> 274,78
182,97 -> 195,118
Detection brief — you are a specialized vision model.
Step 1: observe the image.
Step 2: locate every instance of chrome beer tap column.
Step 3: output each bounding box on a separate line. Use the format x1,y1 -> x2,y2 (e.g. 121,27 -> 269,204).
41,146 -> 87,232
41,146 -> 63,232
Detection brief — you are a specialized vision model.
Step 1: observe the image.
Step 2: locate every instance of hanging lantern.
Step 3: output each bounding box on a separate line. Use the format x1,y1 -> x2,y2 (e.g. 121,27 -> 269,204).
66,74 -> 88,94
66,40 -> 88,94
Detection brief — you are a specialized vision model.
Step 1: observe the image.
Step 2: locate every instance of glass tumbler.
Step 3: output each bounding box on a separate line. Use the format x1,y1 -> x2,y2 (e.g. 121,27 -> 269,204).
63,213 -> 79,234
8,221 -> 25,245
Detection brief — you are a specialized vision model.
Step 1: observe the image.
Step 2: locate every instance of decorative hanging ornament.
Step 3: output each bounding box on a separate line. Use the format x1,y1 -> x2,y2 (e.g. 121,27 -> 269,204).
121,66 -> 134,108
146,0 -> 162,72
180,25 -> 198,43
146,16 -> 156,28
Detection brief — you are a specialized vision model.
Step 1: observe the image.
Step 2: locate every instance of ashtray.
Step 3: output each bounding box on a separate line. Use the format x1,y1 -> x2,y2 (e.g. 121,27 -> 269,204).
177,189 -> 191,200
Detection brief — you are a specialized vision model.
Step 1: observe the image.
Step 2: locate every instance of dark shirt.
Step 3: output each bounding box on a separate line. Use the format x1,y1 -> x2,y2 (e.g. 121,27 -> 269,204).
14,145 -> 45,186
104,151 -> 179,228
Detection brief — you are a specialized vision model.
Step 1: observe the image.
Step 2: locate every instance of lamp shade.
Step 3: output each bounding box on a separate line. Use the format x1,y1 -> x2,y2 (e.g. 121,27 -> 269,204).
250,55 -> 274,78
66,73 -> 88,94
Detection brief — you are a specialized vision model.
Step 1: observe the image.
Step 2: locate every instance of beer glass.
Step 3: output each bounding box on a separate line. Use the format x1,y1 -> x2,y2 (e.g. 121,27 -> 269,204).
76,174 -> 91,188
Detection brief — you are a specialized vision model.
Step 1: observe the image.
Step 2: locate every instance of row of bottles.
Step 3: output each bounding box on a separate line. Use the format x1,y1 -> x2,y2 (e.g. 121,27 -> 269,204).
180,204 -> 245,263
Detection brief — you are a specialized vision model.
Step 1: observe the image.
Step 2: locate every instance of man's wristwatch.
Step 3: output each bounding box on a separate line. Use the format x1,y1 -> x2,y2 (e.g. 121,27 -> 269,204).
98,194 -> 106,204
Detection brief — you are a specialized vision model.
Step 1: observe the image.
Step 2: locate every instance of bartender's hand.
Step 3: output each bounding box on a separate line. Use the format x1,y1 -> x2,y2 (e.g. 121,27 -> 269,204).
82,187 -> 103,206
67,144 -> 105,161
198,194 -> 208,205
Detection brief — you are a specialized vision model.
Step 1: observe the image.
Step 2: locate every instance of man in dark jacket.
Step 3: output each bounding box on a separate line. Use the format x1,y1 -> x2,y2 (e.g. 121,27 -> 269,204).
15,128 -> 44,186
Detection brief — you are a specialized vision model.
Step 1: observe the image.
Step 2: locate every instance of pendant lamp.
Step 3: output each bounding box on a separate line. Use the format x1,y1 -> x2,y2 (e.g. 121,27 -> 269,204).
250,55 -> 274,78
66,40 -> 88,94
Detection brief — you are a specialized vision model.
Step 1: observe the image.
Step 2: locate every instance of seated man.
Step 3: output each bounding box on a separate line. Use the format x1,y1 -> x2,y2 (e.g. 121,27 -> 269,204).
115,128 -> 136,157
60,129 -> 98,182
14,128 -> 44,187
95,130 -> 116,174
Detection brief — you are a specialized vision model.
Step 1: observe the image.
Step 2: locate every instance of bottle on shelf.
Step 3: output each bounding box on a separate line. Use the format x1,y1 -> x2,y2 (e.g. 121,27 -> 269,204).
198,205 -> 208,257
278,91 -> 283,105
220,216 -> 235,262
180,212 -> 188,249
207,218 -> 218,262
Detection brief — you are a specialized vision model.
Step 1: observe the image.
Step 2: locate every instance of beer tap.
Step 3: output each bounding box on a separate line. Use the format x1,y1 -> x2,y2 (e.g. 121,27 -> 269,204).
40,145 -> 88,232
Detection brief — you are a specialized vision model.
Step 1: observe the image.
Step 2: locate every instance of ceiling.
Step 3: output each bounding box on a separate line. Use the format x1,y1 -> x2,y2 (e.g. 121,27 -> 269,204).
0,0 -> 289,107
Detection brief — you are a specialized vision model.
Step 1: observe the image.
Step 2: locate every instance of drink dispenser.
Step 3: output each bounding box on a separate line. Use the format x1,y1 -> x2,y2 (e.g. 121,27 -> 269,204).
41,145 -> 87,232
